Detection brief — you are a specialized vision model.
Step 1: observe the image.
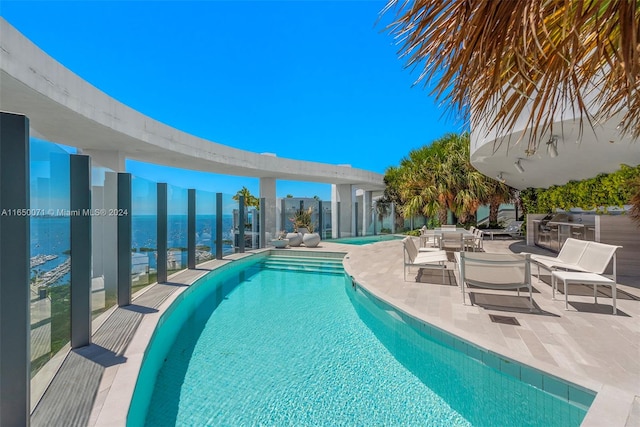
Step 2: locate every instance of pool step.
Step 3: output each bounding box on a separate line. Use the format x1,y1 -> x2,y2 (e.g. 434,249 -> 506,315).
261,255 -> 344,273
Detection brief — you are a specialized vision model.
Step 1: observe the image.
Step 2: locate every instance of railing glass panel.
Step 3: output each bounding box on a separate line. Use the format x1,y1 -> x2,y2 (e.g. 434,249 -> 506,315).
280,197 -> 320,233
195,189 -> 215,263
373,204 -> 390,234
29,139 -> 71,379
167,184 -> 188,273
263,197 -> 278,243
131,176 -> 158,295
221,194 -> 236,255
90,165 -> 118,319
320,202 -> 332,240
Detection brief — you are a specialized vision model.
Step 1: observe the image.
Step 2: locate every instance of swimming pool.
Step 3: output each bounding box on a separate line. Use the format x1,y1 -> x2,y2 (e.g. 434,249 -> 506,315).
128,253 -> 593,426
328,234 -> 403,245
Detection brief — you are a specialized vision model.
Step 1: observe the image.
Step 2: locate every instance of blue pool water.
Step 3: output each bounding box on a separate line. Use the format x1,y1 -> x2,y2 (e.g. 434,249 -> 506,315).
130,255 -> 591,426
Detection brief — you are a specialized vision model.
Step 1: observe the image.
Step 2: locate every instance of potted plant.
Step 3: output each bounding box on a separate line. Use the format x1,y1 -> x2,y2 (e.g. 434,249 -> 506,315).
271,230 -> 289,249
302,222 -> 321,247
290,206 -> 313,235
290,206 -> 321,247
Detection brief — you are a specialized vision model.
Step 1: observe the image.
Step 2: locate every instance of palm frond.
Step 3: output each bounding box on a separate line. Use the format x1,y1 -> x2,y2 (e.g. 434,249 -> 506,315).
383,0 -> 640,152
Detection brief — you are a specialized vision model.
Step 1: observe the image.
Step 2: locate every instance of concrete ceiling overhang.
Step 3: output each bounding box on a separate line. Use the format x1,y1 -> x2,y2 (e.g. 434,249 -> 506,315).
470,112 -> 639,191
0,18 -> 385,192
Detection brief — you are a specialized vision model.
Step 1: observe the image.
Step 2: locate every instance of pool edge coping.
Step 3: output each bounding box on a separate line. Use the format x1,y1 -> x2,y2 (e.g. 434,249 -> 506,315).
91,248 -> 350,427
90,256 -> 240,427
342,248 -> 637,427
90,242 -> 636,427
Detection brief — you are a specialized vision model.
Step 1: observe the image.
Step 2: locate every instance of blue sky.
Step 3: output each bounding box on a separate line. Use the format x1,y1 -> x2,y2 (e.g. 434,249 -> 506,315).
2,0 -> 464,200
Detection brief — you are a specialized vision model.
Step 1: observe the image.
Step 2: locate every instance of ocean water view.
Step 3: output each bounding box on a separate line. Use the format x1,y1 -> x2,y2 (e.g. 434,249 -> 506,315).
29,214 -> 235,288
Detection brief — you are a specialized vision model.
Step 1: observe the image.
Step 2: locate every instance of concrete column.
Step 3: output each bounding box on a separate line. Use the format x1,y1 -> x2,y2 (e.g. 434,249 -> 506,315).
362,191 -> 372,236
0,112 -> 30,427
354,201 -> 359,237
372,200 -> 378,235
280,198 -> 286,234
216,193 -> 223,259
187,189 -> 196,269
259,178 -> 276,241
70,155 -> 91,348
332,184 -> 354,238
391,203 -> 396,234
79,149 -> 125,172
238,196 -> 245,253
259,198 -> 266,248
157,184 -> 167,283
318,201 -> 324,239
117,173 -> 132,306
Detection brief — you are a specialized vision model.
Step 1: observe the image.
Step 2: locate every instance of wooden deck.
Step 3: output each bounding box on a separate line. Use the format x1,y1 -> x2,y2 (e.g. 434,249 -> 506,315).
30,269 -> 205,427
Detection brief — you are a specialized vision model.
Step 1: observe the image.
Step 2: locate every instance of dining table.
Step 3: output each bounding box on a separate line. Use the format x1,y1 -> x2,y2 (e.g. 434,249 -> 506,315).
421,228 -> 476,250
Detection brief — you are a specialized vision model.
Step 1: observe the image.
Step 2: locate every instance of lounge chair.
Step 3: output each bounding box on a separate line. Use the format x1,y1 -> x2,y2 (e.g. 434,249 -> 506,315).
528,238 -> 589,278
402,237 -> 448,283
456,252 -> 533,310
530,239 -> 622,301
466,229 -> 484,252
481,221 -> 524,240
419,229 -> 438,249
439,231 -> 465,252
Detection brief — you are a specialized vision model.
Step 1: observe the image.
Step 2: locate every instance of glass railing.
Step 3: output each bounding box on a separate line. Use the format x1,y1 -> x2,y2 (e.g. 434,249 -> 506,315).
195,189 -> 215,263
231,197 -> 259,250
90,165 -> 118,318
221,194 -> 236,255
167,184 -> 188,273
319,202 -> 332,240
280,198 -> 314,232
262,197 -> 278,243
281,198 -> 299,233
131,176 -> 158,295
373,211 -> 394,234
29,139 -> 71,378
17,133 -> 380,421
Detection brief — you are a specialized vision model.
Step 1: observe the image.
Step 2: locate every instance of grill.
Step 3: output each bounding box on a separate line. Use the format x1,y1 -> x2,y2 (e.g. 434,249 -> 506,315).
533,212 -> 596,252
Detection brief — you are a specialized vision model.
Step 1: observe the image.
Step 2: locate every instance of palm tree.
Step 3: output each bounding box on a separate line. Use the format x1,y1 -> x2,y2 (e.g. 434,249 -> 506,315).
381,165 -> 413,230
483,179 -> 514,227
388,132 -> 493,227
382,0 -> 640,153
232,186 -> 259,208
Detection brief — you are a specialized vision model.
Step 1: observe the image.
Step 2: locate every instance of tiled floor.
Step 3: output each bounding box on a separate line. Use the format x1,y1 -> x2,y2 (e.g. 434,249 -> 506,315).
342,237 -> 640,427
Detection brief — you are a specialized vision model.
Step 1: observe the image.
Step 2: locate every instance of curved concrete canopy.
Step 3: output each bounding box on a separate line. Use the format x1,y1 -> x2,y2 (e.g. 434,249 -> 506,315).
0,18 -> 384,191
470,92 -> 639,190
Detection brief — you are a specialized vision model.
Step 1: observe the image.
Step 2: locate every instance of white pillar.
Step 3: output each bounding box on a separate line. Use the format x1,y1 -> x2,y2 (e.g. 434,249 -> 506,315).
259,178 -> 277,241
332,184 -> 354,238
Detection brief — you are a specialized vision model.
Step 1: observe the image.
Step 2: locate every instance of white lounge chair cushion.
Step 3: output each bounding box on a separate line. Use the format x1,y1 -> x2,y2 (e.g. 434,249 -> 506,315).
414,251 -> 448,265
459,253 -> 529,288
530,238 -> 588,266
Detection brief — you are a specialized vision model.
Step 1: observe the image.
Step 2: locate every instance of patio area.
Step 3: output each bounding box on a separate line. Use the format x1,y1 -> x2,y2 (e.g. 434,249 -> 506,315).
342,237 -> 640,427
32,237 -> 639,426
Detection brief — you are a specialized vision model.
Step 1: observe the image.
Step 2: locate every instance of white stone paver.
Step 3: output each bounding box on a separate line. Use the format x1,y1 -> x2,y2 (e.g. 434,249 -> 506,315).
342,237 -> 640,427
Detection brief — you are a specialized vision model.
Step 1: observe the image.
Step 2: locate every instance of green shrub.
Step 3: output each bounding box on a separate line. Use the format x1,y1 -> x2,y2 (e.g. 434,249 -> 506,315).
521,164 -> 640,214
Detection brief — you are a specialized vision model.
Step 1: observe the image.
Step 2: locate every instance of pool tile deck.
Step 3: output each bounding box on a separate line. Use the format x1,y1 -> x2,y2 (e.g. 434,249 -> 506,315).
342,238 -> 640,427
31,238 -> 639,426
